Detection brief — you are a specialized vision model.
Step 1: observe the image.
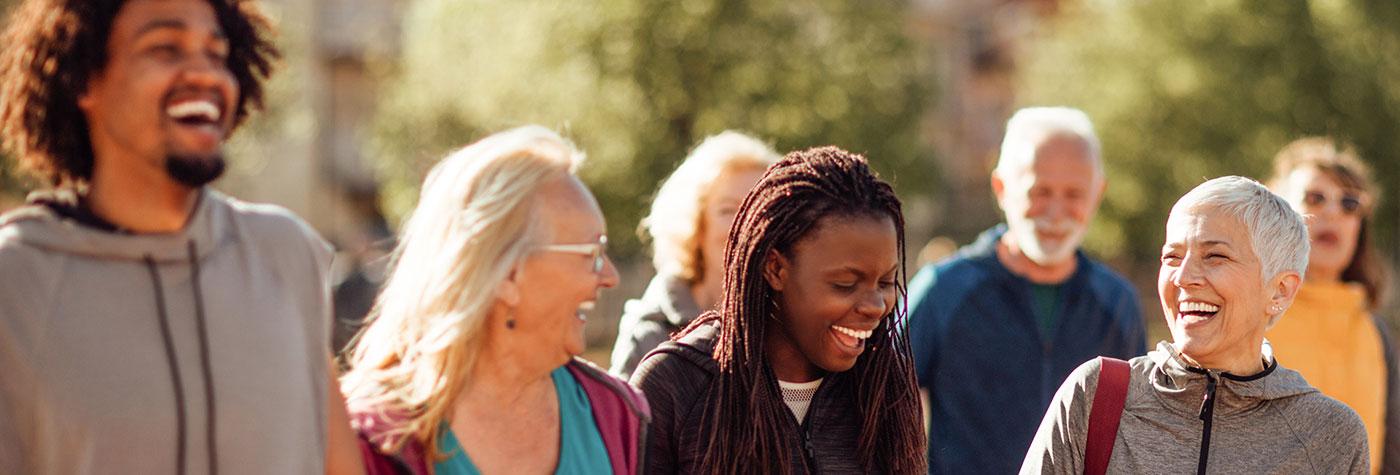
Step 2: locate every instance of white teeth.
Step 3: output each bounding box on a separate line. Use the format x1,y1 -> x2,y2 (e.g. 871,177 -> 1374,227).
832,325 -> 872,339
166,101 -> 220,121
1179,301 -> 1220,313
576,301 -> 595,322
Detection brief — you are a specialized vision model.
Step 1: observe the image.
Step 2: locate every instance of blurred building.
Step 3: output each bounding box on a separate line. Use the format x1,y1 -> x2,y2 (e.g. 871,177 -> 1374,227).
910,0 -> 1063,242
219,0 -> 404,351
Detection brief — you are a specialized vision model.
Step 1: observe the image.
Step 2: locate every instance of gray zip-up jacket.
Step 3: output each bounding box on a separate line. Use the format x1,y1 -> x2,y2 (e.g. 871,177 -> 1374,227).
609,274 -> 703,378
1021,341 -> 1369,474
0,190 -> 333,474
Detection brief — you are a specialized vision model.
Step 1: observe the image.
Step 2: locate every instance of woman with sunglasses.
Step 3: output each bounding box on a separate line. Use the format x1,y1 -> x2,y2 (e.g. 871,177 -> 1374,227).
1266,137 -> 1397,474
339,126 -> 649,474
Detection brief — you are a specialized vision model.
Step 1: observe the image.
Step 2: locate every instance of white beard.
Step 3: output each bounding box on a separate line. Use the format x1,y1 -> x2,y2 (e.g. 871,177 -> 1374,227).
1007,217 -> 1083,265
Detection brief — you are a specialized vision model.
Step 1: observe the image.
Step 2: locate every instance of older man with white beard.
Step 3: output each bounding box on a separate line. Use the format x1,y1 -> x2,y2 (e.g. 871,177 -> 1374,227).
906,107 -> 1145,475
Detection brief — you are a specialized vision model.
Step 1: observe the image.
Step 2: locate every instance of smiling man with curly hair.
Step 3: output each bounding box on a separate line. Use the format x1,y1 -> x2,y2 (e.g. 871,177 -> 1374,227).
0,1 -> 361,473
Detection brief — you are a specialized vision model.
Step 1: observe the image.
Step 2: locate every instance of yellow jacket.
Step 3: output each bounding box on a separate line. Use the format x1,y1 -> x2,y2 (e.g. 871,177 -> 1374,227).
1269,282 -> 1394,474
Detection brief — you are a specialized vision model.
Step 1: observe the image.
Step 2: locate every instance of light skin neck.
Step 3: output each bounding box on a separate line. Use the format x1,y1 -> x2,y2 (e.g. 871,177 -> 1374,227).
456,307 -> 560,408
995,233 -> 1077,284
86,152 -> 199,234
1304,265 -> 1343,284
1176,337 -> 1268,376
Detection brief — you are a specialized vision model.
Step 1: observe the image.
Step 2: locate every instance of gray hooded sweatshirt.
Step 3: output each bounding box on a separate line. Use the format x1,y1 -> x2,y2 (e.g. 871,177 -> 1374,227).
608,274 -> 702,378
1022,341 -> 1369,474
0,190 -> 333,474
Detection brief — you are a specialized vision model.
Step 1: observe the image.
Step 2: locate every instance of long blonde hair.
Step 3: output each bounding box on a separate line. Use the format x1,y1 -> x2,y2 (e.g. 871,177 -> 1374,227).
339,125 -> 582,459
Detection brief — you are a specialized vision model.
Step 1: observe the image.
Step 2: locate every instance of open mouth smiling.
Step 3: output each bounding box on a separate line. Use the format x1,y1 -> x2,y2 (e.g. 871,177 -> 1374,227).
1178,300 -> 1220,324
830,324 -> 873,352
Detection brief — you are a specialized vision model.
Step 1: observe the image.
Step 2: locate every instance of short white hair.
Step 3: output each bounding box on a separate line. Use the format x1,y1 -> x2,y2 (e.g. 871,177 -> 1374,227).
994,106 -> 1103,179
1172,176 -> 1310,282
643,131 -> 780,281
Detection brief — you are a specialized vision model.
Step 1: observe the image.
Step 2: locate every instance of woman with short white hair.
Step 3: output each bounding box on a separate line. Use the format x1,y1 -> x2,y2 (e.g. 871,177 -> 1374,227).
1022,176 -> 1369,474
340,126 -> 648,474
609,131 -> 780,377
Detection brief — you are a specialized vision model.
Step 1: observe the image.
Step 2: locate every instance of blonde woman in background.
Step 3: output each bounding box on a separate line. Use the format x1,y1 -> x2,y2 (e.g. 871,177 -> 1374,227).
341,126 -> 649,474
608,131 -> 780,378
1266,137 -> 1398,474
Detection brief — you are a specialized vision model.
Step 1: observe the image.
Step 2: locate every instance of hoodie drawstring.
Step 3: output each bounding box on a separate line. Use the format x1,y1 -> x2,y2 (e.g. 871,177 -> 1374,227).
188,241 -> 218,475
144,256 -> 187,475
143,242 -> 218,475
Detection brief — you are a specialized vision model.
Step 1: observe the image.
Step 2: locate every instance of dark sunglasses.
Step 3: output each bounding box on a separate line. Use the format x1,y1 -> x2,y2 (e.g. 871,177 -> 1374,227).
1302,191 -> 1366,215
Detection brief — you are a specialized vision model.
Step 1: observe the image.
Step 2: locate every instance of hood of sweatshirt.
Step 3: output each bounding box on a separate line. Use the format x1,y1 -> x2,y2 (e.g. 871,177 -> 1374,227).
0,188 -> 230,263
1147,340 -> 1318,419
623,273 -> 703,328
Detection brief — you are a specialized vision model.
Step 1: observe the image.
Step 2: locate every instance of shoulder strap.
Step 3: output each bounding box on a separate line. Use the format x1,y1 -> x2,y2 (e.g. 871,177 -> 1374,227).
1085,356 -> 1130,475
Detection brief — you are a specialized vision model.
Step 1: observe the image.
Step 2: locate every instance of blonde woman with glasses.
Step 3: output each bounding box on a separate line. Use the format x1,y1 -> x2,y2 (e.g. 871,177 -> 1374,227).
340,126 -> 649,474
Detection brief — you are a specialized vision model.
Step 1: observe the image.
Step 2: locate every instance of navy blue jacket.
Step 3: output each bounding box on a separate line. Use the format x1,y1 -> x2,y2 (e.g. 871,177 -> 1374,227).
907,225 -> 1145,474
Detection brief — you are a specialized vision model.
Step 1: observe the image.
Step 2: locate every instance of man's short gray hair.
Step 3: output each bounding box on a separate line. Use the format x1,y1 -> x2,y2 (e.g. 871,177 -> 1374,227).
1172,176 -> 1310,282
994,106 -> 1103,179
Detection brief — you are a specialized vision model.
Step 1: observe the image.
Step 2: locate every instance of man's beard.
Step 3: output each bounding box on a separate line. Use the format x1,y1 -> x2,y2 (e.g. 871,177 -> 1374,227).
165,153 -> 226,188
1009,217 -> 1084,266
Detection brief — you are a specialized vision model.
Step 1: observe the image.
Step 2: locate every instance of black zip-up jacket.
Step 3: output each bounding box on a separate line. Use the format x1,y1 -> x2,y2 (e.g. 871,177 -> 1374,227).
631,323 -> 863,474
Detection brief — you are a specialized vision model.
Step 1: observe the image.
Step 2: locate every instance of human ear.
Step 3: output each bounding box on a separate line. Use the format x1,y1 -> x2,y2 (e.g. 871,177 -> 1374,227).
496,266 -> 523,308
990,172 -> 1006,204
1267,270 -> 1303,316
763,249 -> 790,292
76,76 -> 101,113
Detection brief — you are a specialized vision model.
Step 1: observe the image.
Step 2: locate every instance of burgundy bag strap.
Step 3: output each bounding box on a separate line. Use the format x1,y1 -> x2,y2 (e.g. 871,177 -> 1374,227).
1085,356 -> 1130,475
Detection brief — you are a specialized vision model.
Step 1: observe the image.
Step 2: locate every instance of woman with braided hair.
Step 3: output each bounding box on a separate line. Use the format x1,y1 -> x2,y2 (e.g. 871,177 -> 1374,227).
631,146 -> 927,473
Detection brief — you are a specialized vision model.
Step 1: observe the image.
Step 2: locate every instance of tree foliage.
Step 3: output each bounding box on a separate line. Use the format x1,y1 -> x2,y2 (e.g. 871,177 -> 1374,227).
371,0 -> 934,258
0,0 -> 23,208
1020,0 -> 1400,270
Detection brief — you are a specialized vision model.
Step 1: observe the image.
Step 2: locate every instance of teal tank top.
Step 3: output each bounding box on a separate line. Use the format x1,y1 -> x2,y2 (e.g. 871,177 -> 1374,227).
433,366 -> 611,474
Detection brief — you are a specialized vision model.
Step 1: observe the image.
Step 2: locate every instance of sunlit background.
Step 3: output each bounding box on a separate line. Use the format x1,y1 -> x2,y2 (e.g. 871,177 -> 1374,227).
3,0 -> 1397,363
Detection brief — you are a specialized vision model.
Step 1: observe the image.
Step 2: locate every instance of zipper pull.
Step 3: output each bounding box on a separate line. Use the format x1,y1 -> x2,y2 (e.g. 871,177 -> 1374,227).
803,427 -> 816,462
1198,372 -> 1217,421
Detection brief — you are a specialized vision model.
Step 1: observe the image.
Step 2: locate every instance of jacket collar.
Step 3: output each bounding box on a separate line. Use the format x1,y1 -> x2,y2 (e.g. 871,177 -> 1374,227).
1147,340 -> 1316,418
653,273 -> 703,327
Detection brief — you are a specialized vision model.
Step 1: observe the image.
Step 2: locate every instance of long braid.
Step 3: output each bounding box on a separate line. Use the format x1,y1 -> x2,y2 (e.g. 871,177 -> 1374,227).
677,146 -> 927,473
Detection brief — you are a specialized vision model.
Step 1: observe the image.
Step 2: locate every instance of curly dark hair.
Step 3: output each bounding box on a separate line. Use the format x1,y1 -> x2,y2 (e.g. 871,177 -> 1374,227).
680,146 -> 927,473
0,0 -> 279,186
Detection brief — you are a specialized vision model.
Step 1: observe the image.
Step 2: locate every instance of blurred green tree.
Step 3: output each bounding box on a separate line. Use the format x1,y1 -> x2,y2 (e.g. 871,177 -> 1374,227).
1020,0 -> 1400,274
0,0 -> 23,209
371,0 -> 935,258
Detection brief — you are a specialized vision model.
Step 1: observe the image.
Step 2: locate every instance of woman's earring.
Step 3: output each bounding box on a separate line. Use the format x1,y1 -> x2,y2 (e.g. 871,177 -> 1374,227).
506,319 -> 516,330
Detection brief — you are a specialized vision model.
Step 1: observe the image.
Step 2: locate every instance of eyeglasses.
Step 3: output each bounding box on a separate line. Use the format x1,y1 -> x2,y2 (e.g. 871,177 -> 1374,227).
537,235 -> 608,273
1302,191 -> 1367,216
